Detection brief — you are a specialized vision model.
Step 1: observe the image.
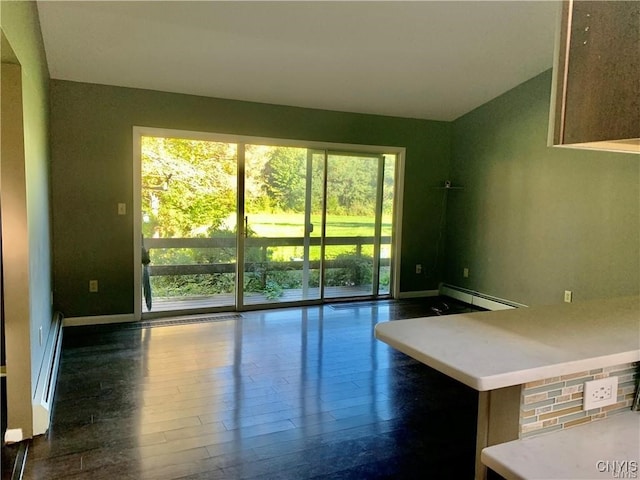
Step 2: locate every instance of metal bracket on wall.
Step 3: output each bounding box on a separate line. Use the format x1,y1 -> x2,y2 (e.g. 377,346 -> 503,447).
436,180 -> 463,190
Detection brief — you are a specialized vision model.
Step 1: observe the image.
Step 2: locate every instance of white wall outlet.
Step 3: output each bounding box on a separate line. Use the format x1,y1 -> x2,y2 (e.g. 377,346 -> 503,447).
117,203 -> 126,215
564,290 -> 572,303
89,279 -> 99,293
583,376 -> 618,410
463,267 -> 469,278
415,264 -> 422,274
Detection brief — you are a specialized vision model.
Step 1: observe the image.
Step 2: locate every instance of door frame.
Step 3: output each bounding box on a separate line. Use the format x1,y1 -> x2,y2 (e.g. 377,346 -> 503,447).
133,126 -> 405,320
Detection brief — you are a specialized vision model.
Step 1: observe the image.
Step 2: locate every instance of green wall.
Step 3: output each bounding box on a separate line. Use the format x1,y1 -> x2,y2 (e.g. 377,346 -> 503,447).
445,70 -> 639,306
1,1 -> 52,397
50,80 -> 451,317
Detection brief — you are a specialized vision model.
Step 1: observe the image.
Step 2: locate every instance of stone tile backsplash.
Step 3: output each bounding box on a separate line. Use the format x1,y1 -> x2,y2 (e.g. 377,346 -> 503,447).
519,362 -> 639,438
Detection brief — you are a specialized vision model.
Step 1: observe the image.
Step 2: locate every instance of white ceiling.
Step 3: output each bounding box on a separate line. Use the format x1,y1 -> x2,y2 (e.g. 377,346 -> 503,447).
37,1 -> 559,121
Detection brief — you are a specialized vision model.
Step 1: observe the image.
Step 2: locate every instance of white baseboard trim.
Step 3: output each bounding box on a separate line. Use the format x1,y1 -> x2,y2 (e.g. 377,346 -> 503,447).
32,312 -> 63,436
64,313 -> 135,327
396,289 -> 440,299
439,284 -> 527,310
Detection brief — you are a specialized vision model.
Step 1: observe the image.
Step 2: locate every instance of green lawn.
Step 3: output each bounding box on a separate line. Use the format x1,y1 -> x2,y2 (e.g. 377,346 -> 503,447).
248,213 -> 392,238
245,213 -> 392,261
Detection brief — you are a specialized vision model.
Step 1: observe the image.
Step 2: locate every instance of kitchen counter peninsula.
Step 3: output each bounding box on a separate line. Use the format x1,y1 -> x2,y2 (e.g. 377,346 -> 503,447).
374,295 -> 640,479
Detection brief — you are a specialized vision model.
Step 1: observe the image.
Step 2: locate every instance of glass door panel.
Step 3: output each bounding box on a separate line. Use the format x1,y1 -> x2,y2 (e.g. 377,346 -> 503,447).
243,145 -> 322,305
379,154 -> 396,295
305,150 -> 325,301
323,153 -> 382,299
140,136 -> 237,314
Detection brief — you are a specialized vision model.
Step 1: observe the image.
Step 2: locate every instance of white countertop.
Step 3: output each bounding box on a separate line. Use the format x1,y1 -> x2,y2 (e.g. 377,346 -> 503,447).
375,296 -> 639,391
481,411 -> 640,480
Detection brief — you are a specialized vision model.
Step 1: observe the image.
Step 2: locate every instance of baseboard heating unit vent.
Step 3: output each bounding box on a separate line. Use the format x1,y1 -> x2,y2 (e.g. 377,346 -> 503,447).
439,284 -> 527,311
32,312 -> 64,436
131,313 -> 243,329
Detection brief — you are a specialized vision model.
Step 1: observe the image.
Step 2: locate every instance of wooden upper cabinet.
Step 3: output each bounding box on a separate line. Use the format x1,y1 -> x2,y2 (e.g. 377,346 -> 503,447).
550,1 -> 639,153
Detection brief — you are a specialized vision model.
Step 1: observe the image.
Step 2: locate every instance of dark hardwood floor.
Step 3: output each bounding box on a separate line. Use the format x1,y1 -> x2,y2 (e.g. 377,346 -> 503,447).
21,297 -> 481,479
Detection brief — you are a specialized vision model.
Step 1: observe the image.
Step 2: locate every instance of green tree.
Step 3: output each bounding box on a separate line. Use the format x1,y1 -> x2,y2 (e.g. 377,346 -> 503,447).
326,156 -> 378,216
382,155 -> 395,215
141,136 -> 237,238
262,147 -> 307,211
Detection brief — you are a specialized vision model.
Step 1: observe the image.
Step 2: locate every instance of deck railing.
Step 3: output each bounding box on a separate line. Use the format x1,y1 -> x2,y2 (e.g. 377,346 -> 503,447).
144,236 -> 391,277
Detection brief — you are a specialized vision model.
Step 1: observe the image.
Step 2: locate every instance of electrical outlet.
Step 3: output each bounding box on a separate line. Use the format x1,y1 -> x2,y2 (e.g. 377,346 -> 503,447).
564,290 -> 572,303
583,377 -> 618,410
117,203 -> 126,215
415,264 -> 422,274
89,280 -> 99,293
463,268 -> 469,278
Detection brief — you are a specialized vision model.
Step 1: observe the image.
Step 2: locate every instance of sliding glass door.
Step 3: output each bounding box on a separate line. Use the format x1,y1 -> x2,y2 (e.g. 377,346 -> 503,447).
135,128 -> 399,317
243,145 -> 324,305
323,153 -> 384,299
139,135 -> 238,313
241,147 -> 393,306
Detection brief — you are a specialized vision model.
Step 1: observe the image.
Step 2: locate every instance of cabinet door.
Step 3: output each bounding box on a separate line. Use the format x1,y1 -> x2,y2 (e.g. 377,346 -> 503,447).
556,1 -> 639,145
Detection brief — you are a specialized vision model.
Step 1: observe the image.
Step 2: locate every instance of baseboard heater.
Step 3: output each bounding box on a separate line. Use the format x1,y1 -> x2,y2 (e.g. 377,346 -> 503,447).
32,311 -> 63,436
439,284 -> 527,310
